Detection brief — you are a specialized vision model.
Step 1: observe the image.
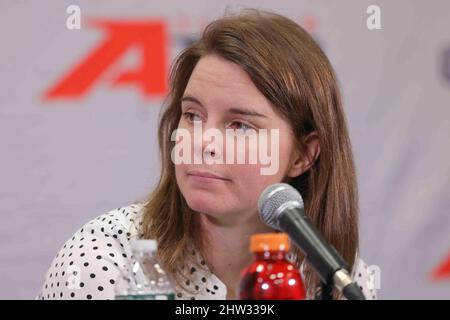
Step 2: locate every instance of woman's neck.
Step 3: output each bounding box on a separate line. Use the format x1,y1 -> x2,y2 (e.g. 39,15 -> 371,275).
199,212 -> 274,299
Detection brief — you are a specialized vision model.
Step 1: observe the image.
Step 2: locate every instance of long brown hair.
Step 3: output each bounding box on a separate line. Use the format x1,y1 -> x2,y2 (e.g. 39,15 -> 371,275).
140,9 -> 359,299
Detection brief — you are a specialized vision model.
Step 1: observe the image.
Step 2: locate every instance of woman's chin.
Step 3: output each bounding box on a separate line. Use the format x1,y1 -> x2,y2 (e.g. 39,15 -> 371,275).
186,198 -> 220,215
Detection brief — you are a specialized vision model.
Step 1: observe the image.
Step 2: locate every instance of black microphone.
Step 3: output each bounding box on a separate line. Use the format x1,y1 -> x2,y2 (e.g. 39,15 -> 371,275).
257,183 -> 366,300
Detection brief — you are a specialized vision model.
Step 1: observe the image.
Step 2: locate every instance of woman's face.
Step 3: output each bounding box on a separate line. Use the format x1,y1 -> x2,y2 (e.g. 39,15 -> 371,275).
174,54 -> 303,225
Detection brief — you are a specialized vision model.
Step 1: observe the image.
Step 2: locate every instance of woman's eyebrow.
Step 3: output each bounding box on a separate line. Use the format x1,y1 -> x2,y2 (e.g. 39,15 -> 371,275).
181,95 -> 203,106
228,107 -> 267,118
181,95 -> 266,118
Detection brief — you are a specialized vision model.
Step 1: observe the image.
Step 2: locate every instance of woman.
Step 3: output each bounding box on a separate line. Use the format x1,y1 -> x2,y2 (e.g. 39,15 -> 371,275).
38,9 -> 377,300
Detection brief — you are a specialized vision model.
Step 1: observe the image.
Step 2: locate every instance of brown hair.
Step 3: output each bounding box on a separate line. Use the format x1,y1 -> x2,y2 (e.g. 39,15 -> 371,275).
140,9 -> 359,299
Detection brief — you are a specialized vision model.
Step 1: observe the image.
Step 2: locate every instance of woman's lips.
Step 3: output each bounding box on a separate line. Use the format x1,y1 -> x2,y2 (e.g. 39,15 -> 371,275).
187,170 -> 230,182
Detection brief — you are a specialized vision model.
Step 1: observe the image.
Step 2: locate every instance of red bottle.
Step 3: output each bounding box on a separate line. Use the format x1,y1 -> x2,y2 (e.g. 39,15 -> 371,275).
238,233 -> 306,300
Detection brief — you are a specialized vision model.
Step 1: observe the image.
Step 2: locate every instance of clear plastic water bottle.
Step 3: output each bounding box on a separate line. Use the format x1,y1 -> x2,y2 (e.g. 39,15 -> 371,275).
114,239 -> 176,300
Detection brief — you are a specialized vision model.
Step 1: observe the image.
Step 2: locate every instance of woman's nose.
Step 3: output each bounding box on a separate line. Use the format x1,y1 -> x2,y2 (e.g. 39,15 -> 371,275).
196,120 -> 224,162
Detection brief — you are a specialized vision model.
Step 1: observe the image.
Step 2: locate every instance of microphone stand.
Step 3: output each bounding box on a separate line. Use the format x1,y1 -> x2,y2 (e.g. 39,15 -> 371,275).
278,207 -> 366,300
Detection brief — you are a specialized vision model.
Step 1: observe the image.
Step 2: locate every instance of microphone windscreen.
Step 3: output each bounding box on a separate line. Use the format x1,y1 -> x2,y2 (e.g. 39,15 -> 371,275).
257,183 -> 304,230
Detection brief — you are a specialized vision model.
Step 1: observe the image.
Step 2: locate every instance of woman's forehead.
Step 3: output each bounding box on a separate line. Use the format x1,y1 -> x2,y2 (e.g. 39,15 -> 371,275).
187,57 -> 255,92
183,56 -> 274,115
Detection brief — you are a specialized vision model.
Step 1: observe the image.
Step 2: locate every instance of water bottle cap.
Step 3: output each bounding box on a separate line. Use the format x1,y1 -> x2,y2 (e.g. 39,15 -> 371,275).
250,232 -> 290,252
130,239 -> 157,252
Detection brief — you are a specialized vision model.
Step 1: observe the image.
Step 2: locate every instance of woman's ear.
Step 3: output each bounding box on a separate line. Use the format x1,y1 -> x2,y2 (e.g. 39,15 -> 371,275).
287,132 -> 321,178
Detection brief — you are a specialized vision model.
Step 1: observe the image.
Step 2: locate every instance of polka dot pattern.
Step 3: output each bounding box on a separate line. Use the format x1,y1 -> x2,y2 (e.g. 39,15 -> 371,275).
36,203 -> 377,300
350,256 -> 378,300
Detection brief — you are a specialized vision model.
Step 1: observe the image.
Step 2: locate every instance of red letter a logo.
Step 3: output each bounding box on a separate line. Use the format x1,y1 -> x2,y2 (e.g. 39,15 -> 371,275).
44,19 -> 167,99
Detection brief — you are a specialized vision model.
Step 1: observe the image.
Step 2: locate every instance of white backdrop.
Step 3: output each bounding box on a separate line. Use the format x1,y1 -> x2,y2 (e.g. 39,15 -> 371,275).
0,0 -> 449,299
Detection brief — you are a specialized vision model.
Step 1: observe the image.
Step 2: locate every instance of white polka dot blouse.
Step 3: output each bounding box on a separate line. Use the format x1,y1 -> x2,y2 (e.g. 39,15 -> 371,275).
37,202 -> 378,300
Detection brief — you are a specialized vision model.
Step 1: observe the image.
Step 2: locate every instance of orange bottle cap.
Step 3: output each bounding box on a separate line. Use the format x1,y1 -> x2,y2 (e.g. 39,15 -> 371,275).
250,232 -> 290,252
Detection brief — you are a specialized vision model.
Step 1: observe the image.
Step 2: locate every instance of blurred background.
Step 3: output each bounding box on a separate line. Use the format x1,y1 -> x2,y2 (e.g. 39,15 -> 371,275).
0,0 -> 449,299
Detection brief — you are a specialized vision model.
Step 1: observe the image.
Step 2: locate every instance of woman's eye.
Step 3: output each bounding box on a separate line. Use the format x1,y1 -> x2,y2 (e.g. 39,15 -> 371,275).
183,112 -> 202,123
229,121 -> 253,132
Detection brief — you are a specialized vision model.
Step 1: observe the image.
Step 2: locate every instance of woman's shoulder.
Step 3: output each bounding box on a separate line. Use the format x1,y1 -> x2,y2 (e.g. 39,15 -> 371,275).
37,202 -> 147,300
81,202 -> 146,236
